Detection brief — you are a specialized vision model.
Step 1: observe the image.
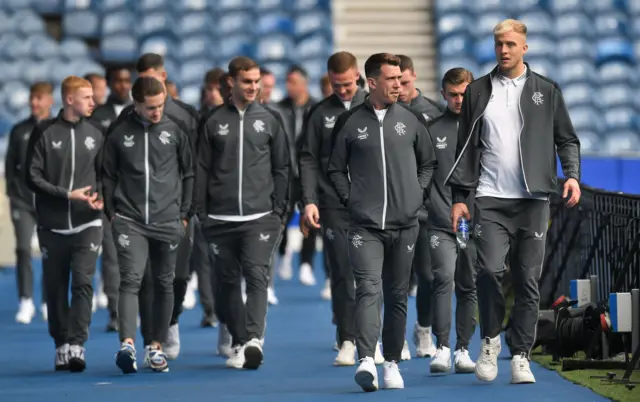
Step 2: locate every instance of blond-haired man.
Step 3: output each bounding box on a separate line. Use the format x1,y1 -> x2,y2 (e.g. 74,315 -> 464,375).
446,19 -> 581,384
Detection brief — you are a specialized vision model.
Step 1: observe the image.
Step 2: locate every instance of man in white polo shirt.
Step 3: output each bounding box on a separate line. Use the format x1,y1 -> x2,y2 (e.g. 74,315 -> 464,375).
446,19 -> 581,384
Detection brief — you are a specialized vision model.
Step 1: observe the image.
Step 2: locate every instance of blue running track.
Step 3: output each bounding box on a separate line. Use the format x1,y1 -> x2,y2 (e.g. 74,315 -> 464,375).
0,259 -> 607,402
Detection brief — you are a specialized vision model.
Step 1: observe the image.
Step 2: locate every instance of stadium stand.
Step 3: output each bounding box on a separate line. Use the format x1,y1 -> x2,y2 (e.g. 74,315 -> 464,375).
435,0 -> 640,155
0,0 -> 334,159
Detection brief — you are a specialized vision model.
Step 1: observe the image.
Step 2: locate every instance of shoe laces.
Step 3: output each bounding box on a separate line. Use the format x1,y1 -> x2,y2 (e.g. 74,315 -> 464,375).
515,352 -> 530,371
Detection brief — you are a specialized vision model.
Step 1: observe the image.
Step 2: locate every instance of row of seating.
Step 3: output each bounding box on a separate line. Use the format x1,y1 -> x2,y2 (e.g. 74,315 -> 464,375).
435,0 -> 640,16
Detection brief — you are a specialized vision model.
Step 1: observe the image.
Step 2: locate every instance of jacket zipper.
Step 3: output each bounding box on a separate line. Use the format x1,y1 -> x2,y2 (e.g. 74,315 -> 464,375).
67,128 -> 76,229
238,112 -> 245,215
444,87 -> 492,185
144,129 -> 150,224
517,81 -> 531,194
379,120 -> 388,230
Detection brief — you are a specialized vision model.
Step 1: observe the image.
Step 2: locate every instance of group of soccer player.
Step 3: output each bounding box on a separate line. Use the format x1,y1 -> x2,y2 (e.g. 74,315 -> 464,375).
5,19 -> 582,392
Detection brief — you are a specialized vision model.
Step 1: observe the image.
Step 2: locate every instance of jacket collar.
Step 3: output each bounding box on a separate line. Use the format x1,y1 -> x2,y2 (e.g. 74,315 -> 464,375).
328,88 -> 366,109
56,109 -> 85,127
489,62 -> 532,82
363,95 -> 397,113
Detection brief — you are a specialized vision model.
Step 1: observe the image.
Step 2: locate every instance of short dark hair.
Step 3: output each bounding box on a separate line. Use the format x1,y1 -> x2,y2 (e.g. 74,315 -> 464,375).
204,68 -> 225,86
327,51 -> 358,74
287,64 -> 308,79
396,55 -> 414,72
441,68 -> 474,89
219,72 -> 231,99
364,53 -> 401,79
83,73 -> 104,83
131,76 -> 165,103
136,53 -> 164,73
30,81 -> 53,95
228,56 -> 259,78
105,66 -> 130,83
260,67 -> 273,76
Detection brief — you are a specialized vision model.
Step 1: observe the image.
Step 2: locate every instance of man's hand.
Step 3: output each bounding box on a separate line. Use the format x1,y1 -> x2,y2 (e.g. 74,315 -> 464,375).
68,186 -> 92,201
563,178 -> 581,208
182,219 -> 188,228
303,204 -> 321,230
300,217 -> 310,238
451,202 -> 471,232
88,197 -> 104,211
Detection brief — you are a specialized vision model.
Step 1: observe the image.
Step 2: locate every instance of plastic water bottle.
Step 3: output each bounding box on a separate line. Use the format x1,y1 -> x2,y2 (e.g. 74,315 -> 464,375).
456,217 -> 469,249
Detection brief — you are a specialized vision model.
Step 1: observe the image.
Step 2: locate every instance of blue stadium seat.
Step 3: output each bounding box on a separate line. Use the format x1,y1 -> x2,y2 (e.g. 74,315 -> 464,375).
2,0 -> 33,11
178,35 -> 213,61
179,84 -> 201,107
97,0 -> 133,13
217,0 -> 251,12
556,37 -> 594,61
518,12 -> 554,37
101,10 -> 135,36
604,107 -> 635,130
139,36 -> 176,58
59,38 -> 90,60
177,13 -> 214,36
569,106 -> 606,133
12,10 -> 46,36
22,59 -> 58,83
28,35 -> 60,60
295,11 -> 331,39
600,85 -> 633,109
2,81 -> 30,113
438,57 -> 480,80
434,0 -> 466,15
471,0 -> 506,14
630,0 -> 640,16
595,38 -> 635,65
577,131 -> 602,154
179,59 -> 214,86
0,11 -> 10,36
562,84 -> 598,109
137,13 -> 176,39
475,13 -> 509,37
437,13 -> 471,40
585,0 -> 626,15
63,0 -> 97,11
526,58 -> 555,78
256,13 -> 295,37
100,34 -> 139,62
174,0 -> 214,13
554,13 -> 593,40
631,16 -> 640,37
523,36 -> 556,59
32,0 -> 62,14
0,60 -> 23,85
256,35 -> 295,62
474,36 -> 497,65
216,12 -> 253,36
63,10 -> 100,38
594,13 -> 630,39
598,61 -> 636,85
71,59 -> 105,77
298,58 -> 325,83
257,0 -> 292,11
603,131 -> 640,154
548,0 -> 582,14
217,34 -> 254,60
261,61 -> 289,82
508,0 -> 549,14
296,33 -> 331,59
292,0 -> 330,12
50,61 -> 74,83
557,61 -> 599,86
136,0 -> 173,13
2,36 -> 30,60
439,35 -> 473,59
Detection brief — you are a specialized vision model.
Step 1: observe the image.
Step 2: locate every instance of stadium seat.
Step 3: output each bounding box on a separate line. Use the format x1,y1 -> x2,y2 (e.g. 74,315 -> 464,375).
0,60 -> 23,85
598,61 -> 636,85
175,0 -> 214,12
594,13 -> 630,39
548,0 -> 582,15
59,38 -> 90,60
298,59 -> 325,84
554,13 -> 593,40
437,14 -> 470,40
136,0 -> 173,13
523,36 -> 556,59
178,35 -> 214,61
630,0 -> 640,16
3,0 -> 37,11
595,38 -> 635,65
180,59 -> 214,86
140,36 -> 176,58
562,84 -> 599,109
32,0 -> 63,14
0,11 -> 10,36
470,0 -> 506,14
256,35 -> 295,62
557,61 -> 599,86
97,0 -> 133,13
439,35 -> 473,59
2,81 -> 30,113
508,0 -> 549,14
2,36 -> 30,60
257,0 -> 291,12
600,85 -> 634,109
12,10 -> 46,36
177,13 -> 214,37
216,12 -> 254,36
63,0 -> 97,11
604,107 -> 636,130
101,10 -> 135,36
29,35 -> 60,60
603,131 -> 640,154
257,13 -> 295,37
556,37 -> 594,61
526,58 -> 555,78
577,131 -> 603,154
294,11 -> 331,39
474,36 -> 497,65
584,0 -> 626,15
569,106 -> 606,133
518,12 -> 555,37
296,34 -> 331,59
217,34 -> 254,60
179,84 -> 201,106
438,57 -> 480,80
100,34 -> 139,62
261,61 -> 289,82
475,13 -> 510,37
217,0 -> 252,12
137,13 -> 177,39
63,10 -> 100,38
292,0 -> 331,12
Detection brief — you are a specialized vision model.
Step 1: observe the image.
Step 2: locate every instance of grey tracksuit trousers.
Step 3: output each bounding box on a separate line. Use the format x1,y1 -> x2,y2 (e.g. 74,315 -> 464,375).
10,206 -> 46,301
474,197 -> 549,356
322,208 -> 356,344
100,216 -> 120,316
413,220 -> 433,328
202,213 -> 282,346
427,229 -> 477,350
191,217 -> 216,317
348,223 -> 419,362
38,226 -> 102,347
112,216 -> 185,344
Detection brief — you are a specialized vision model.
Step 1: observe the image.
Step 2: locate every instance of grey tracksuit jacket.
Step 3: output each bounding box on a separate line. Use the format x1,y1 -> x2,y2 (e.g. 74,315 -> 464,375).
25,113 -> 105,231
426,109 -> 475,233
327,98 -> 438,230
195,101 -> 291,220
102,111 -> 195,224
299,89 -> 366,210
444,64 -> 581,202
406,89 -> 445,122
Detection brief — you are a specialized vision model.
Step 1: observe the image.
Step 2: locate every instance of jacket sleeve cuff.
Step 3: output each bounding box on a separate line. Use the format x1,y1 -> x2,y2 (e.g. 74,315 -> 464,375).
452,188 -> 470,204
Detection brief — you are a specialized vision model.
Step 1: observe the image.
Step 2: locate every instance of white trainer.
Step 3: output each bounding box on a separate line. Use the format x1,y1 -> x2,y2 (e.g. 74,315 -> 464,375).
226,345 -> 245,369
382,361 -> 404,389
163,324 -> 180,360
267,286 -> 279,305
243,338 -> 264,370
374,342 -> 384,365
413,323 -> 437,358
298,263 -> 316,286
511,353 -> 536,384
401,340 -> 411,361
334,340 -> 356,366
475,336 -> 501,382
15,298 -> 35,324
430,346 -> 452,373
354,356 -> 379,392
454,348 -> 476,373
217,324 -> 233,358
320,279 -> 332,300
